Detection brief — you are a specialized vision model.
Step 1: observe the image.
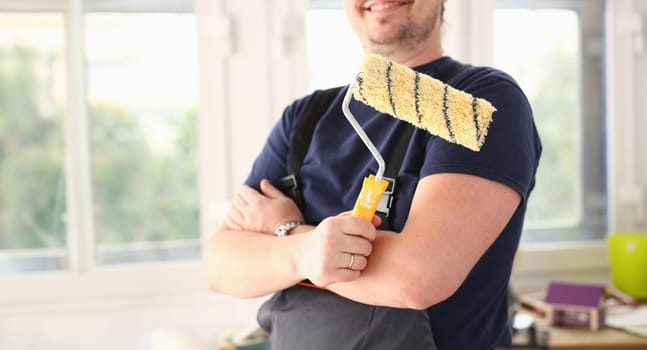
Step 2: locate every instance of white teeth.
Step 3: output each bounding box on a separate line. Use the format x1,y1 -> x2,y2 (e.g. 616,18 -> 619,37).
370,3 -> 396,11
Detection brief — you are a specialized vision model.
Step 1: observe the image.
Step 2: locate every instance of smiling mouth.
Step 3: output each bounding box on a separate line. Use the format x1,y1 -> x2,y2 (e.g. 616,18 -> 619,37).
363,1 -> 409,13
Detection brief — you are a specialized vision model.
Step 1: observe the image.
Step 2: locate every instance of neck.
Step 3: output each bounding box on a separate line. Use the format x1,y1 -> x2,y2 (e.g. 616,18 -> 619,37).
385,45 -> 444,68
366,32 -> 444,67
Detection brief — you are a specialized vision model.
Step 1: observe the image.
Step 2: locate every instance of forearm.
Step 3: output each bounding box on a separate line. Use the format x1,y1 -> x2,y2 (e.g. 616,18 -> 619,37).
329,174 -> 521,309
327,230 -> 457,310
204,229 -> 305,298
326,232 -> 419,308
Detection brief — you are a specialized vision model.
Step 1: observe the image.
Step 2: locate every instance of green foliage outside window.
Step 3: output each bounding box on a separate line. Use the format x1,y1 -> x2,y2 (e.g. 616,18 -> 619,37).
0,46 -> 66,250
90,104 -> 199,244
524,44 -> 578,224
0,45 -> 199,251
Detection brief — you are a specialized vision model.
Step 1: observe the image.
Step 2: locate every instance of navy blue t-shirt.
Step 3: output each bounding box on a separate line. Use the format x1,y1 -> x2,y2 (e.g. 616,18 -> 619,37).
245,56 -> 542,349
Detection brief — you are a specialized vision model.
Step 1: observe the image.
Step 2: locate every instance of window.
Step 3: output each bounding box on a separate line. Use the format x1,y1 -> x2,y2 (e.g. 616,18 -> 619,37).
305,0 -> 606,243
494,0 -> 606,242
85,13 -> 199,265
0,0 -> 199,273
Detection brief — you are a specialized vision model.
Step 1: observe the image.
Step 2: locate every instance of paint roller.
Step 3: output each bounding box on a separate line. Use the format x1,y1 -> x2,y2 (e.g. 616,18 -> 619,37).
344,53 -> 496,222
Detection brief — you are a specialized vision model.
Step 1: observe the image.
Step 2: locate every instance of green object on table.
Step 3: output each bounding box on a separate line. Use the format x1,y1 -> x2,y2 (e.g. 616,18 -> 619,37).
607,232 -> 647,299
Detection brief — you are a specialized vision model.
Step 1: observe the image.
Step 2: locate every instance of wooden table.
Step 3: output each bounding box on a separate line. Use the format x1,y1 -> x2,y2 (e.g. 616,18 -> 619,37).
514,311 -> 647,349
547,325 -> 647,349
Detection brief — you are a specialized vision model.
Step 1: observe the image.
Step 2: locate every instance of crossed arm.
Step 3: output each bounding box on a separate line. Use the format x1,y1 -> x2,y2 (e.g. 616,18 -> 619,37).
204,173 -> 520,309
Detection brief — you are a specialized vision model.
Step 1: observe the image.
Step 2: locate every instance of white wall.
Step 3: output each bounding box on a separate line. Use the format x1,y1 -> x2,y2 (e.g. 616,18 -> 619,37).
2,0 -> 646,349
443,0 -> 495,65
197,0 -> 308,239
0,290 -> 264,349
606,0 -> 647,232
0,261 -> 267,349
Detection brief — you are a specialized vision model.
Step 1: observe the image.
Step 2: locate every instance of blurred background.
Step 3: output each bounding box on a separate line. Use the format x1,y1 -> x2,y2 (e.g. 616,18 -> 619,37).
0,0 -> 645,348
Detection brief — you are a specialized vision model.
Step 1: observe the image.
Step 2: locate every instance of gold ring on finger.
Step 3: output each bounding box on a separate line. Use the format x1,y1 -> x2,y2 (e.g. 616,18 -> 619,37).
347,253 -> 355,269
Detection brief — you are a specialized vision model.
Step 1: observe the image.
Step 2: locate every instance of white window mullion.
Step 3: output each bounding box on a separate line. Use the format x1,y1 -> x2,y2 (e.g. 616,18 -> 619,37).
65,0 -> 95,272
195,0 -> 235,245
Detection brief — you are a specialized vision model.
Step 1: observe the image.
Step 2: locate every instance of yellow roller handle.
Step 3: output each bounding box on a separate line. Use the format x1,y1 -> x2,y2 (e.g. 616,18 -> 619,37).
351,174 -> 389,221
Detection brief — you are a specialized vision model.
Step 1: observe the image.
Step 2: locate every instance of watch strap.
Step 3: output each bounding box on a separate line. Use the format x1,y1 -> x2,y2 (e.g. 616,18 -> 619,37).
274,220 -> 305,237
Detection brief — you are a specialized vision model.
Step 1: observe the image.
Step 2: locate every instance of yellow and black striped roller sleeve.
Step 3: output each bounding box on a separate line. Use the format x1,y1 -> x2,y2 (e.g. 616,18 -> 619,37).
352,54 -> 496,152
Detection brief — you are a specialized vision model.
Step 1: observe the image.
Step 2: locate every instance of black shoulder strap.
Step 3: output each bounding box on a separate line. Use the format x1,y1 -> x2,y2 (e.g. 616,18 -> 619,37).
439,62 -> 472,84
282,62 -> 471,221
281,86 -> 343,210
286,86 -> 343,176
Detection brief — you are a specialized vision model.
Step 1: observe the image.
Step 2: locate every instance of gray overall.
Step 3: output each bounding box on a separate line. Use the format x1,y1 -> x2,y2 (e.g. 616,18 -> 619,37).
257,285 -> 437,350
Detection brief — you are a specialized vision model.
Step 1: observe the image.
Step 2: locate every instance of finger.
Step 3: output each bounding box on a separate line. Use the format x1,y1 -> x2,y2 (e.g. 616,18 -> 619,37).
232,192 -> 248,208
224,215 -> 242,231
225,207 -> 245,229
259,179 -> 285,199
335,251 -> 368,270
344,252 -> 354,269
371,215 -> 382,228
237,185 -> 262,203
339,211 -> 379,228
347,254 -> 368,271
229,206 -> 245,223
337,216 -> 377,242
339,235 -> 373,257
332,268 -> 361,283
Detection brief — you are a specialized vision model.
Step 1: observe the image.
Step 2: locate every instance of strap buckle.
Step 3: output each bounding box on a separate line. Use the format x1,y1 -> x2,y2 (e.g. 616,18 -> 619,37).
375,176 -> 396,228
281,174 -> 305,210
376,176 -> 395,216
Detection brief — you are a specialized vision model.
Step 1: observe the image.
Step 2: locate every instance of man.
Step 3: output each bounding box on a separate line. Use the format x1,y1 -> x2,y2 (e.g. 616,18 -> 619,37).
204,0 -> 541,348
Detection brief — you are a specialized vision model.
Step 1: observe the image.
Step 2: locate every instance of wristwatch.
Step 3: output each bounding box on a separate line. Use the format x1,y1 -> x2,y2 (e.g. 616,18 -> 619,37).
274,220 -> 304,237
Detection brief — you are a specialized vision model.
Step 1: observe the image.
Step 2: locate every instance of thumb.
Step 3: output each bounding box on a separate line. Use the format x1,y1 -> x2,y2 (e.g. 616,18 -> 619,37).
371,215 -> 382,228
260,179 -> 285,199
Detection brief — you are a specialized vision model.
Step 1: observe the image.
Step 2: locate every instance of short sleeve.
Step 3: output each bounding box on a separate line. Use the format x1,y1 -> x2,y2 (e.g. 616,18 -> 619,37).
243,95 -> 312,191
420,68 -> 542,202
